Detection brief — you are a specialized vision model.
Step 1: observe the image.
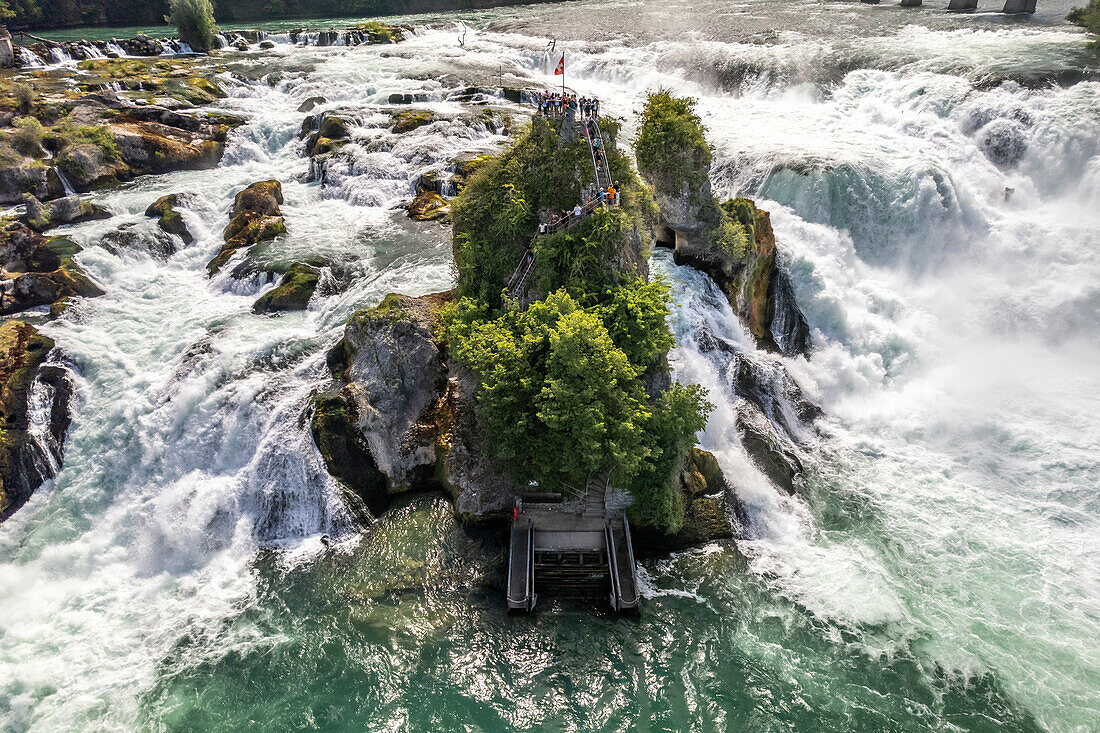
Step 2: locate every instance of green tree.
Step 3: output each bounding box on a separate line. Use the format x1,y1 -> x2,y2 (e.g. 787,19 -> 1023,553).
627,383 -> 713,534
443,290 -> 652,491
165,0 -> 217,53
634,90 -> 712,198
596,277 -> 675,370
1069,0 -> 1100,47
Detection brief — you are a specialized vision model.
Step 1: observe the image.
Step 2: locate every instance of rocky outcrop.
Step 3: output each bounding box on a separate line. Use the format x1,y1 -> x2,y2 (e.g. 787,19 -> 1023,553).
313,291 -> 524,520
0,164 -> 65,206
637,101 -> 811,356
325,293 -> 448,493
630,448 -> 745,555
0,321 -> 73,523
207,180 -> 287,275
23,194 -> 111,233
252,262 -> 320,313
144,193 -> 193,244
0,66 -> 243,205
0,222 -> 105,315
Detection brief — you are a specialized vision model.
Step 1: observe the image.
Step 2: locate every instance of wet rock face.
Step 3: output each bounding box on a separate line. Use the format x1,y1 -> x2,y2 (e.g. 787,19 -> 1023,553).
23,193 -> 112,233
736,403 -> 804,495
310,391 -> 388,518
101,222 -> 179,260
0,321 -> 73,523
0,222 -> 105,316
667,199 -> 811,357
695,323 -> 820,497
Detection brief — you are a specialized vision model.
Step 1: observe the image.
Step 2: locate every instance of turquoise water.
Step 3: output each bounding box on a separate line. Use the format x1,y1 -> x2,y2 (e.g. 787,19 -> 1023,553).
2,2 -> 1099,730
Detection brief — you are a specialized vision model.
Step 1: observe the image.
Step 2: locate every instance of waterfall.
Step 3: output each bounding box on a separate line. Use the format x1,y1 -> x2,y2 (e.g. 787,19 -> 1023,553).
106,41 -> 127,57
80,43 -> 105,59
49,46 -> 72,64
55,168 -> 76,196
26,376 -> 62,478
214,34 -> 229,49
19,47 -> 45,67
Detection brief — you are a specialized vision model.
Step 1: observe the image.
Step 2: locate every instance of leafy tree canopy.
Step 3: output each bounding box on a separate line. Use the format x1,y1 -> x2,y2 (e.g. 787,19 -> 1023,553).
634,90 -> 712,198
1069,0 -> 1100,47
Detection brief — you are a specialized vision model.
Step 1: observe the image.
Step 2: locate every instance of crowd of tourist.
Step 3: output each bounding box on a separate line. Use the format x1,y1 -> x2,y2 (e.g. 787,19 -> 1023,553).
540,180 -> 621,234
536,91 -> 601,120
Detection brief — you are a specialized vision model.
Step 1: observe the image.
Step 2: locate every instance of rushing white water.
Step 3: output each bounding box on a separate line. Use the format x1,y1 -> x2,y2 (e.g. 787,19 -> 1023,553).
1,5 -> 1097,730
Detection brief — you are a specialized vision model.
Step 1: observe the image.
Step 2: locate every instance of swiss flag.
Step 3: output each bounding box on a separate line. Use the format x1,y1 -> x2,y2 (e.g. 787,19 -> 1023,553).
554,54 -> 564,75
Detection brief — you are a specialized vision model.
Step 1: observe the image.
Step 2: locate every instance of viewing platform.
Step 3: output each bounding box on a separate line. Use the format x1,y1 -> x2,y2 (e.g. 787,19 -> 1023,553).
507,475 -> 641,614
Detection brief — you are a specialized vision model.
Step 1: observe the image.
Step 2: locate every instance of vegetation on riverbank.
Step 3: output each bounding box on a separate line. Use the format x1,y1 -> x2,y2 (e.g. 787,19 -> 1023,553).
1069,0 -> 1100,47
0,0 -> 570,30
440,116 -> 710,533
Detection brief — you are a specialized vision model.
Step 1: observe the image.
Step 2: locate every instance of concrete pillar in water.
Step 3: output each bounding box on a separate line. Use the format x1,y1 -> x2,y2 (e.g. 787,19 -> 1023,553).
900,0 -> 922,6
947,0 -> 979,9
1002,0 -> 1036,12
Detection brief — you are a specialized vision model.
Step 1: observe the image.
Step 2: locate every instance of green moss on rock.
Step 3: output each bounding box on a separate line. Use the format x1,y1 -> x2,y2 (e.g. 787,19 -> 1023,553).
391,110 -> 435,134
252,262 -> 321,313
145,193 -> 193,244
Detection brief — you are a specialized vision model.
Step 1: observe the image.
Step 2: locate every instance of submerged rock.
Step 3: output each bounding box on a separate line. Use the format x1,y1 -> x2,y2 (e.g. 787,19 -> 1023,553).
100,221 -> 179,260
0,321 -> 73,523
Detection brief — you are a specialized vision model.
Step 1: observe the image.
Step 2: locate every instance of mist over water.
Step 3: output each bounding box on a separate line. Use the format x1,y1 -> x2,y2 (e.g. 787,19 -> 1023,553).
3,1 -> 1099,730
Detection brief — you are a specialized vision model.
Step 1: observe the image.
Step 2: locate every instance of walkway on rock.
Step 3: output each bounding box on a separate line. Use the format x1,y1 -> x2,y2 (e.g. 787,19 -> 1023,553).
505,111 -> 618,302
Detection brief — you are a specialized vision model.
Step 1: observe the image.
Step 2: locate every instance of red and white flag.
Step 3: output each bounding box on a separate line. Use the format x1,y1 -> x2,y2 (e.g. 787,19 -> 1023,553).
554,54 -> 565,75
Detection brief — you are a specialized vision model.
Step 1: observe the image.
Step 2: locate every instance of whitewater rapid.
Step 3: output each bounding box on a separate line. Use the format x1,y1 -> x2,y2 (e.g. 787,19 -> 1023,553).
2,5 -> 1098,730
